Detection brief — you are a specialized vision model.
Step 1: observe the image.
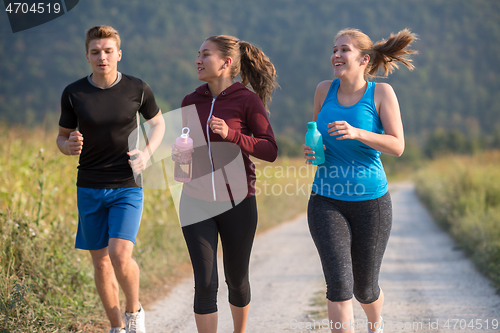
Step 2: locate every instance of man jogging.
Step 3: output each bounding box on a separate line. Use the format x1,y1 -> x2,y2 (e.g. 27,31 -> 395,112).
56,25 -> 165,333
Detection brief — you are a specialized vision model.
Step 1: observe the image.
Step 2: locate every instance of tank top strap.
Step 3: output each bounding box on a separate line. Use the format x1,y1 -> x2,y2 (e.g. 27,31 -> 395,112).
322,79 -> 340,107
365,81 -> 376,106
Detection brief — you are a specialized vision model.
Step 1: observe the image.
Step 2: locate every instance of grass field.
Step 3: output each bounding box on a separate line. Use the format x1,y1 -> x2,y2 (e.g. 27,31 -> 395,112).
0,125 -> 313,332
414,151 -> 500,292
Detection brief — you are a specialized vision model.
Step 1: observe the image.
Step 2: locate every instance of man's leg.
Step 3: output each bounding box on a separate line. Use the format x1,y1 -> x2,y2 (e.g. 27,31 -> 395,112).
77,187 -> 143,329
108,238 -> 141,313
105,187 -> 143,314
90,247 -> 123,328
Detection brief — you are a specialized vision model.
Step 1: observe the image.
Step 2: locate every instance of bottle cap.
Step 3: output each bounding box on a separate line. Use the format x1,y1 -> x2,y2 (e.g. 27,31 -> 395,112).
180,127 -> 190,142
307,121 -> 317,129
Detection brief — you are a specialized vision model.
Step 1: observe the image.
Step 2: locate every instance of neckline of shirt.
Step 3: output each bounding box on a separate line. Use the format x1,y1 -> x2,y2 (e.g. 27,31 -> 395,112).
334,80 -> 371,109
87,72 -> 122,90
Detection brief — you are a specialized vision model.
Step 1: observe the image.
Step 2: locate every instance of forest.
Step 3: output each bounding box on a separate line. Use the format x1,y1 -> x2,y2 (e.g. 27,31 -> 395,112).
1,0 -> 499,156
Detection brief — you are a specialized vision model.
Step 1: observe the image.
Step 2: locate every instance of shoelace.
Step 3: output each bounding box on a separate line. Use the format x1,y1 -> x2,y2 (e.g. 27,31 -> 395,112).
125,312 -> 138,332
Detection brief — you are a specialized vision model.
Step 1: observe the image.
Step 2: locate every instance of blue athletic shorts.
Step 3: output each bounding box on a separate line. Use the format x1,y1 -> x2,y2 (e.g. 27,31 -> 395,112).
76,187 -> 143,250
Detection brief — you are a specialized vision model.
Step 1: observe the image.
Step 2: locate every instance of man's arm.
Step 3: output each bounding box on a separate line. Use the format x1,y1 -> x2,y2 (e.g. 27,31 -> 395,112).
128,110 -> 165,174
56,126 -> 83,155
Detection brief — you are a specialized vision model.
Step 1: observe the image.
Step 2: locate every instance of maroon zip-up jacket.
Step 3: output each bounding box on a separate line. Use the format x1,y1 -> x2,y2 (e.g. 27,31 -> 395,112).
181,82 -> 278,201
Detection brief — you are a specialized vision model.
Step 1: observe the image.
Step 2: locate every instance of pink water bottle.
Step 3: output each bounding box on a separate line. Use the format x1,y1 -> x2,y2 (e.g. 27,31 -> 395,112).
174,127 -> 193,182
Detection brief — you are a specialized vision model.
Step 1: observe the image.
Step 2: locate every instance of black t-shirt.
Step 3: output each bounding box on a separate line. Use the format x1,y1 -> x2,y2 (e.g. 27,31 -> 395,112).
59,73 -> 160,188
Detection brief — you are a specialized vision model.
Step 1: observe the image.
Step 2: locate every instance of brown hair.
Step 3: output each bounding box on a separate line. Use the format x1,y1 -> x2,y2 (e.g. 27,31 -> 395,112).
85,25 -> 121,53
206,35 -> 278,109
334,28 -> 418,78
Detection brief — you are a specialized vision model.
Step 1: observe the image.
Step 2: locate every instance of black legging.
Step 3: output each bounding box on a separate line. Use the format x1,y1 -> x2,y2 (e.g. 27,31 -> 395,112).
307,191 -> 392,304
180,193 -> 258,314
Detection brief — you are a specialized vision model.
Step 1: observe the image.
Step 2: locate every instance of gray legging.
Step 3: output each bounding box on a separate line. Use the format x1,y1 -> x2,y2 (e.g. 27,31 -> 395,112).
307,191 -> 392,304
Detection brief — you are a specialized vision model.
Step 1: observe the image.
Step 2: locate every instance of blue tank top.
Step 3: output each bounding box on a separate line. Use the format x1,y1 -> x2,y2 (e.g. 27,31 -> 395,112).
312,79 -> 388,201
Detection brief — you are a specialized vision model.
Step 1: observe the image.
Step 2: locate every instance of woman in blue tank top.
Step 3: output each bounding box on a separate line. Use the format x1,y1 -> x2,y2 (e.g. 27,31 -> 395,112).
303,28 -> 417,333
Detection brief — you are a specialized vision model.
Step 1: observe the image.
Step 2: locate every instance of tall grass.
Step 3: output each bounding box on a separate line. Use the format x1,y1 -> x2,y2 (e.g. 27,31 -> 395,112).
0,125 -> 102,332
415,151 -> 500,291
0,125 -> 313,332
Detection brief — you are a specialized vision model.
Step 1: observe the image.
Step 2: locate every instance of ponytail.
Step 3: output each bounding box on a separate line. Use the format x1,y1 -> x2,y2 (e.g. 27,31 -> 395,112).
206,35 -> 278,109
370,28 -> 418,77
239,41 -> 278,109
334,28 -> 418,79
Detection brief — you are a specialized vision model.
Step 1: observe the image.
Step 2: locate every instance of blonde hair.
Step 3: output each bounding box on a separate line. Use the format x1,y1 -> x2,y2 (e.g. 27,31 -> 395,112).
85,25 -> 121,53
206,35 -> 278,109
335,28 -> 418,78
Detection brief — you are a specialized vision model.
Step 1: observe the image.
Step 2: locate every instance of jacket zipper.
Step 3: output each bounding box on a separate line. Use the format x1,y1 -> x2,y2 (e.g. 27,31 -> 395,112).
206,96 -> 217,201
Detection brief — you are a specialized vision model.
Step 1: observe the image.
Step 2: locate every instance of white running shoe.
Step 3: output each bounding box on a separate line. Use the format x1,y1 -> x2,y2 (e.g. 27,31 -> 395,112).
124,303 -> 146,333
109,327 -> 126,333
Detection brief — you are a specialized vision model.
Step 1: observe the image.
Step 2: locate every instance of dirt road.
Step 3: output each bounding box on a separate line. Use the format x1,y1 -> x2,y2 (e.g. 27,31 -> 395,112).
145,182 -> 500,332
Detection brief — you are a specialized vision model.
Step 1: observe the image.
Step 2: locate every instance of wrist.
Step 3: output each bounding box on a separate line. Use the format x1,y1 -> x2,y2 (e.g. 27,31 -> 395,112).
65,140 -> 71,155
142,148 -> 154,163
356,128 -> 366,142
225,127 -> 235,141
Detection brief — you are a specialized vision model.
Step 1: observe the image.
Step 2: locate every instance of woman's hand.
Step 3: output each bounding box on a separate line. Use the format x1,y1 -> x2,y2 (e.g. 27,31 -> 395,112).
171,145 -> 181,162
207,116 -> 229,139
327,121 -> 361,140
302,144 -> 315,165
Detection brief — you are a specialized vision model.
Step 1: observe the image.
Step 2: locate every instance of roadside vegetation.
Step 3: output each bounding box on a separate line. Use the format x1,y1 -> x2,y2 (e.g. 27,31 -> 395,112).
414,150 -> 500,292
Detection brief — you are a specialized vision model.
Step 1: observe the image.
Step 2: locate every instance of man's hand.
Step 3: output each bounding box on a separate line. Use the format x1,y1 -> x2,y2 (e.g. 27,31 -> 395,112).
128,149 -> 149,175
66,131 -> 84,155
57,127 -> 83,156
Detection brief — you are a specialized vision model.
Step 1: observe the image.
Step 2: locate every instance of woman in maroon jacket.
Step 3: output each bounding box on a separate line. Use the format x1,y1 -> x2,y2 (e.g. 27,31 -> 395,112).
178,35 -> 278,333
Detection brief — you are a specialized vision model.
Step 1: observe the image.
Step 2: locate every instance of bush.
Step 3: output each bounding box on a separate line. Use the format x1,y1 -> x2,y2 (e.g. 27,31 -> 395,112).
415,151 -> 500,291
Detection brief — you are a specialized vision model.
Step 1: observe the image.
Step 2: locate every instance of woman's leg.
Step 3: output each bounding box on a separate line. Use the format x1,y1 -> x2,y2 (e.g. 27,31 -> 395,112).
307,193 -> 355,333
217,196 -> 258,333
194,313 -> 218,333
179,192 -> 224,333
182,219 -> 220,333
328,299 -> 355,333
347,192 -> 392,332
229,304 -> 250,333
359,289 -> 384,331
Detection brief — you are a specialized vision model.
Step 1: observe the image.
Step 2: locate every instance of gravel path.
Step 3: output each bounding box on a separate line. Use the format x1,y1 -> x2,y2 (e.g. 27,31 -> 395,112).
145,182 -> 500,332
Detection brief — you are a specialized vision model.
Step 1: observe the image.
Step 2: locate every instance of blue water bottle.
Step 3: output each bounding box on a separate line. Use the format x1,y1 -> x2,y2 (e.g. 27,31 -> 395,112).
305,121 -> 325,165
